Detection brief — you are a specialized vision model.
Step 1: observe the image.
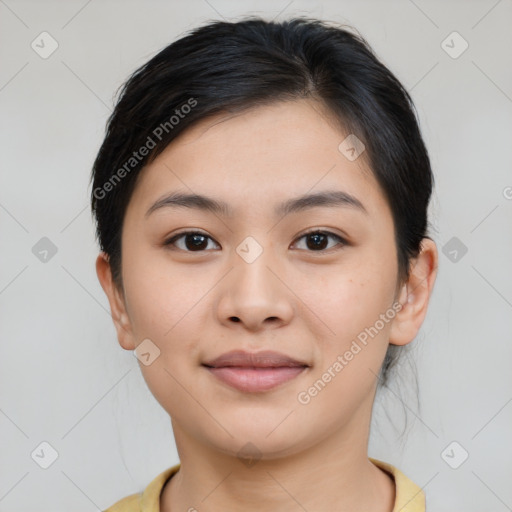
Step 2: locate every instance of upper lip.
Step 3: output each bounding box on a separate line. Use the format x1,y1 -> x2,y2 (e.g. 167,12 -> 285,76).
202,350 -> 309,368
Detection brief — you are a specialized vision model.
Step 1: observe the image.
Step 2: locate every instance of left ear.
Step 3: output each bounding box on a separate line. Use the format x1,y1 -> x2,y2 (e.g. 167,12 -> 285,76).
389,238 -> 438,346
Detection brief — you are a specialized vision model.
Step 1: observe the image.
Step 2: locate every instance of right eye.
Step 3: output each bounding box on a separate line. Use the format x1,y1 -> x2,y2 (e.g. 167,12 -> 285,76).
163,231 -> 221,252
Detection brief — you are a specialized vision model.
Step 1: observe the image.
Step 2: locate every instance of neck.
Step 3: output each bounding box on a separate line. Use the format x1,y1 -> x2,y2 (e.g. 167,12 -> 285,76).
160,405 -> 395,512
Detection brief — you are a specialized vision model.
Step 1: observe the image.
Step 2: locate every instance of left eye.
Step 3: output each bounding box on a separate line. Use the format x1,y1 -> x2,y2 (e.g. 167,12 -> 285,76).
292,230 -> 346,251
164,230 -> 345,252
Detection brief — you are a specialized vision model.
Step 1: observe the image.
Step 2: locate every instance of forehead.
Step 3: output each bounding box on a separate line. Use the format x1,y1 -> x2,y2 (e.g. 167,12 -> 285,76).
127,99 -> 390,221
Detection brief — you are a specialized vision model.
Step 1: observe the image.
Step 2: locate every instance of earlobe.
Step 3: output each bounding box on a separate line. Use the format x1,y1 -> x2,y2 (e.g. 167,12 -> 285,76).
95,253 -> 136,351
389,238 -> 438,346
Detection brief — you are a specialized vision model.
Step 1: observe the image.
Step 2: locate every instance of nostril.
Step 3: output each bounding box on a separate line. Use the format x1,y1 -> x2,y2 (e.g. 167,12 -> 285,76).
230,317 -> 241,322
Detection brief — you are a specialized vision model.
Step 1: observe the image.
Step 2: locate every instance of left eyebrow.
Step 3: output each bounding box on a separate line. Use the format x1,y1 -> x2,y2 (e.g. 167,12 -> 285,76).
145,189 -> 368,219
275,190 -> 368,217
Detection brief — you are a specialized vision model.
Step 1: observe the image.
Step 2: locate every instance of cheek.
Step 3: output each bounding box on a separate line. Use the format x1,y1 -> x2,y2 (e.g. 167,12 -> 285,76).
299,260 -> 395,346
292,270 -> 395,425
122,242 -> 208,339
297,263 -> 397,410
122,261 -> 208,415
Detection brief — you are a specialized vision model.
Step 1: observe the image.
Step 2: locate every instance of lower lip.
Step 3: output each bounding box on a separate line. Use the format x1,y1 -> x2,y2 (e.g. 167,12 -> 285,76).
204,366 -> 307,392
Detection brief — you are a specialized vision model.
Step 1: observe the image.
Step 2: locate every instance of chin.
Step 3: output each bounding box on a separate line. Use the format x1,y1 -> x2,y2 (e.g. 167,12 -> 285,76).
202,420 -> 312,462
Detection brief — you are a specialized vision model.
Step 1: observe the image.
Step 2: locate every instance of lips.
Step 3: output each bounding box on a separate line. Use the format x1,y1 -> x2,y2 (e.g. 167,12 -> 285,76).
202,350 -> 309,369
202,350 -> 309,393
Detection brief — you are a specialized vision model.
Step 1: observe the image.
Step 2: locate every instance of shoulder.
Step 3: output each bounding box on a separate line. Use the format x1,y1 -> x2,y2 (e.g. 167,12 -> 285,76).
102,464 -> 181,512
369,458 -> 425,512
103,492 -> 141,512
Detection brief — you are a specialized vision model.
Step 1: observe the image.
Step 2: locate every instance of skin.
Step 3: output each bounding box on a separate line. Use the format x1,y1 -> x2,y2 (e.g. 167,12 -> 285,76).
96,99 -> 438,512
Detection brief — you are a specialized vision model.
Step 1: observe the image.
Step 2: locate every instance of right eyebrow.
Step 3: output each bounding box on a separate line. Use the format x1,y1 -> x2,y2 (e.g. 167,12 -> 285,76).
145,191 -> 233,218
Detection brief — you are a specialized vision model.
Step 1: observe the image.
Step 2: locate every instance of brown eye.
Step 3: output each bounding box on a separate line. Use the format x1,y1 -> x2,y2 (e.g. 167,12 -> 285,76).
293,230 -> 346,251
164,231 -> 220,252
164,229 -> 346,253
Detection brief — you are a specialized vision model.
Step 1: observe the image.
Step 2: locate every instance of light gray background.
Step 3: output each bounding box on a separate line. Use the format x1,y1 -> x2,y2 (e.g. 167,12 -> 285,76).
1,0 -> 511,510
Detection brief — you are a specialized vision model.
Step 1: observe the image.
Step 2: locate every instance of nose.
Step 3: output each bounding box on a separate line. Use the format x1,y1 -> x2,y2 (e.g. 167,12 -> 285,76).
215,246 -> 294,332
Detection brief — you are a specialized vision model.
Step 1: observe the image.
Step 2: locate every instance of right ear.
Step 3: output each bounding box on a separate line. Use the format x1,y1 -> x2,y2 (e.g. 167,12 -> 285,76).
95,252 -> 136,351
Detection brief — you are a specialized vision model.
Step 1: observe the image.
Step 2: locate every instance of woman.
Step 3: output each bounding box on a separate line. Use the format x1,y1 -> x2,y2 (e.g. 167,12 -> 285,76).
92,17 -> 438,512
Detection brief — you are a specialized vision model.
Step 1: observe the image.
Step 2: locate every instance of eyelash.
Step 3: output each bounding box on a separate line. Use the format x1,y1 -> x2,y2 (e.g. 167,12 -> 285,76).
163,229 -> 347,253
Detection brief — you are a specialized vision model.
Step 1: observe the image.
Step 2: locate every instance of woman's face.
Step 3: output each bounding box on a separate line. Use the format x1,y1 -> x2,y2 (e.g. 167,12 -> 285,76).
102,99 -> 413,459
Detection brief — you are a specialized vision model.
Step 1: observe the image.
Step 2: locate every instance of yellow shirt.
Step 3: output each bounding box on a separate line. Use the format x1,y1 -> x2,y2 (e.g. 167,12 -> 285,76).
103,458 -> 425,511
